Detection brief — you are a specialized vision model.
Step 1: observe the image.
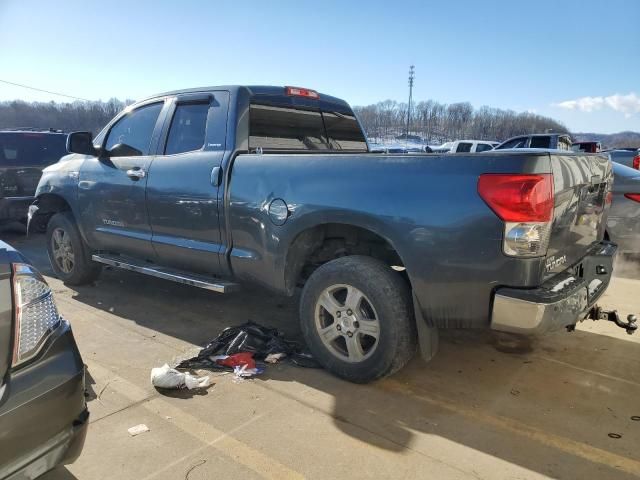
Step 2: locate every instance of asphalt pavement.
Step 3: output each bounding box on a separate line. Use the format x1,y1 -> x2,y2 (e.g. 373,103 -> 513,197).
2,226 -> 639,480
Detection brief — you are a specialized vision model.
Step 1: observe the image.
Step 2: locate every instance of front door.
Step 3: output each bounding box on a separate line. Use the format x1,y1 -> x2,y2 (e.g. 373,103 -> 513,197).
78,100 -> 166,260
145,92 -> 229,275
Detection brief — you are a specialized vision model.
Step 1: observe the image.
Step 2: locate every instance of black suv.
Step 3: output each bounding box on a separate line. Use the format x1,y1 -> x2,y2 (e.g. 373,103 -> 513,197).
0,129 -> 68,226
0,240 -> 88,478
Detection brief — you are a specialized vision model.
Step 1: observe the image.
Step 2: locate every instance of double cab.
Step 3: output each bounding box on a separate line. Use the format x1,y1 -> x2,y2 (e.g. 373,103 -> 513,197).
30,86 -> 617,382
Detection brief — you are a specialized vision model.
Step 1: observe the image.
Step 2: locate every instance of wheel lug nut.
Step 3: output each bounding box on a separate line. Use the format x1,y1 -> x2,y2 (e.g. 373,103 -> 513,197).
347,331 -> 353,337
347,309 -> 353,316
353,321 -> 359,328
336,325 -> 342,331
336,311 -> 341,318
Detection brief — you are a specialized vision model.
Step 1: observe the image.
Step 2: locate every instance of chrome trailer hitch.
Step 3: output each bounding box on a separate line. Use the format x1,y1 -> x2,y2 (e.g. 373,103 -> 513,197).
583,306 -> 638,335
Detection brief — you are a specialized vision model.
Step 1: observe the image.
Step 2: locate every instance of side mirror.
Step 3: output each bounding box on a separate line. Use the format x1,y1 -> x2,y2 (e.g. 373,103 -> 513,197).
108,143 -> 143,157
67,131 -> 98,156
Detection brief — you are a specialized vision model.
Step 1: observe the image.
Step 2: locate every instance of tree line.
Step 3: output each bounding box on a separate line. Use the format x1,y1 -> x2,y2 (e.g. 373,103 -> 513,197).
0,99 -> 133,134
353,100 -> 569,144
0,97 -> 582,145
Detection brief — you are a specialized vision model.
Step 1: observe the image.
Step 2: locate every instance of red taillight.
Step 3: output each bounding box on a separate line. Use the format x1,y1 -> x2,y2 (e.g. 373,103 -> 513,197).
633,155 -> 640,170
478,173 -> 554,222
285,86 -> 320,99
625,193 -> 640,203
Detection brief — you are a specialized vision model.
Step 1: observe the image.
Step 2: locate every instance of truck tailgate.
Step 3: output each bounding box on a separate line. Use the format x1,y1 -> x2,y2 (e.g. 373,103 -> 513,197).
545,153 -> 612,277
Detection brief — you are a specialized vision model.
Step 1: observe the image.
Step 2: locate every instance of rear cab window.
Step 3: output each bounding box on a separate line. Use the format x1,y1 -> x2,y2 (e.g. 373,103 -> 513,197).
322,112 -> 368,151
0,132 -> 68,166
475,143 -> 493,152
249,92 -> 367,153
249,104 -> 329,151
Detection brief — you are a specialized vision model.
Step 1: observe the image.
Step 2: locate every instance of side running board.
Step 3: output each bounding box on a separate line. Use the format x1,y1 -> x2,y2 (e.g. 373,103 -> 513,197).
91,254 -> 239,294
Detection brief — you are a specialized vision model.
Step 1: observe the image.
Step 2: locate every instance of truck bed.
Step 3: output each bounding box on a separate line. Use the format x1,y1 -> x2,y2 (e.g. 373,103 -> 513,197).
227,150 -> 612,328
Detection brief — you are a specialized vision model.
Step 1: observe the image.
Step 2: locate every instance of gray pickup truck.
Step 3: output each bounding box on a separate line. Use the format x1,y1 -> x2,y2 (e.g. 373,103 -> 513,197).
30,85 -> 623,382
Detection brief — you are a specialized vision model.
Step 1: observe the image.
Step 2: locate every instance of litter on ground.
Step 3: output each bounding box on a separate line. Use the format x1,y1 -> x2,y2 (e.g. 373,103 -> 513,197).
150,364 -> 211,390
128,424 -> 150,436
177,321 -> 319,370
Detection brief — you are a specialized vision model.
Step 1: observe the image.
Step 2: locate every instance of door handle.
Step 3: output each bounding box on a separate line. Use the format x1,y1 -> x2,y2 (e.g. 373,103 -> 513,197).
126,168 -> 146,180
211,166 -> 222,187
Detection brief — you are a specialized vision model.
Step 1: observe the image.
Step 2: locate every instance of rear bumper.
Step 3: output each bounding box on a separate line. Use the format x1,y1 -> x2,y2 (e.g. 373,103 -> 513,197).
0,322 -> 88,480
0,196 -> 34,223
490,241 -> 617,335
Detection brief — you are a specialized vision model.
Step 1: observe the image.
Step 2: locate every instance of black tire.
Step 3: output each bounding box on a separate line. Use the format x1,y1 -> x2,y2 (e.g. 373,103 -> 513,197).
46,212 -> 101,285
28,215 -> 48,234
300,255 -> 417,383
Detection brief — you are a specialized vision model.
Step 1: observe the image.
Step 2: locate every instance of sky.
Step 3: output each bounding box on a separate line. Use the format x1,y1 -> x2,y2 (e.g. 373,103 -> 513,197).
0,0 -> 638,133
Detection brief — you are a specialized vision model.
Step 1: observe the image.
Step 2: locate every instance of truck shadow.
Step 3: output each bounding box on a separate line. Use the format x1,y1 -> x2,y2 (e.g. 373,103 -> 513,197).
4,229 -> 640,480
262,328 -> 640,479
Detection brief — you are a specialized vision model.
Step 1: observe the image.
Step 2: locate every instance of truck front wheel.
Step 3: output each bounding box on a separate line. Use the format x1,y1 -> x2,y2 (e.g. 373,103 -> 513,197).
46,212 -> 101,285
300,256 -> 417,383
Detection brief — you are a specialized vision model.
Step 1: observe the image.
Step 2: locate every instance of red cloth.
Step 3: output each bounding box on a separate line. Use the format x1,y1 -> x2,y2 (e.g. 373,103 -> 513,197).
216,352 -> 256,369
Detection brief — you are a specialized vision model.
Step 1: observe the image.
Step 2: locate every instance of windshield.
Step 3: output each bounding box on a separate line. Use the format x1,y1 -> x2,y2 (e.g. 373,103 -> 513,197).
0,132 -> 68,167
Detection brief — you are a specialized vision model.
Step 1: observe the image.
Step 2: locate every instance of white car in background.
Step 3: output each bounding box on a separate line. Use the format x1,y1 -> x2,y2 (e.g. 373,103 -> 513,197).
433,140 -> 498,153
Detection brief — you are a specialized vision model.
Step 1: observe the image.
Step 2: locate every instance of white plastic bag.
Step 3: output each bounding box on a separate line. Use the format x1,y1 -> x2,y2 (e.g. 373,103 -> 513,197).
150,364 -> 210,390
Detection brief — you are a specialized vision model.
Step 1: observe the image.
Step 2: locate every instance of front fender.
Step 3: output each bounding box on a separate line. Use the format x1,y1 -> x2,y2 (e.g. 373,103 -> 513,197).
35,156 -> 83,201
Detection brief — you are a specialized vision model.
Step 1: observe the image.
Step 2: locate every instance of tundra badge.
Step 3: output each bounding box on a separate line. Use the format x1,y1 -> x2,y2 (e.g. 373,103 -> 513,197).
545,254 -> 567,272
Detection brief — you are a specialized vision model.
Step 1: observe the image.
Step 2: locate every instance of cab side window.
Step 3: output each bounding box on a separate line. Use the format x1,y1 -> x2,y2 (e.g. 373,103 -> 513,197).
164,103 -> 209,155
475,143 -> 493,152
105,103 -> 163,156
456,142 -> 473,153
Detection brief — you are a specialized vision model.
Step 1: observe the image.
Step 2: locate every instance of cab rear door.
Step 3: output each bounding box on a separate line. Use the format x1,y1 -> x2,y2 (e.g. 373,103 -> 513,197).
145,91 -> 230,275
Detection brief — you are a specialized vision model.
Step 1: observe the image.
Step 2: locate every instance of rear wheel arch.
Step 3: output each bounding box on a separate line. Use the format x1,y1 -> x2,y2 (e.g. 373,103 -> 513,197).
283,222 -> 409,295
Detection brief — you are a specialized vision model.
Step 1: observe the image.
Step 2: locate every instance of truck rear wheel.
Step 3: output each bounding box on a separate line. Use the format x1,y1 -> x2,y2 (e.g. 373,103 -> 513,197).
300,256 -> 417,383
46,212 -> 101,285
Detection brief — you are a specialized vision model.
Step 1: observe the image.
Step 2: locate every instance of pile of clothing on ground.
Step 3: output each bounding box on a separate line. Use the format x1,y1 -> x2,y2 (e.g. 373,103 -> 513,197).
151,321 -> 318,390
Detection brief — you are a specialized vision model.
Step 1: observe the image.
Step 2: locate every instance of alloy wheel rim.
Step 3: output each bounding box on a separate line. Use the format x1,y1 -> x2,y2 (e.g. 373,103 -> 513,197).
314,284 -> 380,363
51,228 -> 75,274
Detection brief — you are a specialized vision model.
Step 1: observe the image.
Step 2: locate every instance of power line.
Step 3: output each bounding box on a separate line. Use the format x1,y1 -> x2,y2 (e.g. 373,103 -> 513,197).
0,78 -> 91,102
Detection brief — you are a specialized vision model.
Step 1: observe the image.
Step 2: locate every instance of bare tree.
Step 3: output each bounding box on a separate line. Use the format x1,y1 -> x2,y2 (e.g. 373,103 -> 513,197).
354,98 -> 568,144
